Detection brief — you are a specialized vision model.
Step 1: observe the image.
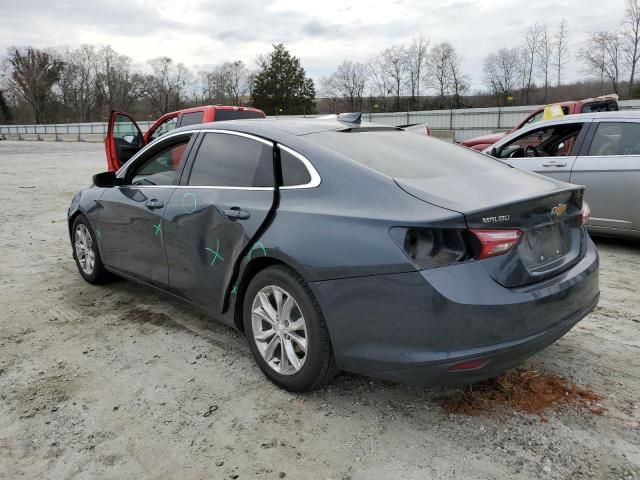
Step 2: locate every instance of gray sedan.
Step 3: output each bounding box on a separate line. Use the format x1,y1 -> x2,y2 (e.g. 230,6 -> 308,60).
485,111 -> 640,239
68,118 -> 599,391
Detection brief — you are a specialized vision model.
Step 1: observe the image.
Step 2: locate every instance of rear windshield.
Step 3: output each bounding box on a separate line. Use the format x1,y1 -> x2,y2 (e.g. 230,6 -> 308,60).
214,110 -> 265,121
305,130 -> 502,179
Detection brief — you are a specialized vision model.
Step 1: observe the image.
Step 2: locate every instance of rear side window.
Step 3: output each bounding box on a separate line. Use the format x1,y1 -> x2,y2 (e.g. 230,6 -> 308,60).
587,122 -> 640,156
188,133 -> 274,187
280,148 -> 311,186
213,110 -> 265,121
179,111 -> 205,127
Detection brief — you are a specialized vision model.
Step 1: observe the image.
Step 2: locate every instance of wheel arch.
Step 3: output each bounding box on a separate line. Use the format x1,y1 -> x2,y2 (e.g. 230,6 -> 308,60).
232,256 -> 307,332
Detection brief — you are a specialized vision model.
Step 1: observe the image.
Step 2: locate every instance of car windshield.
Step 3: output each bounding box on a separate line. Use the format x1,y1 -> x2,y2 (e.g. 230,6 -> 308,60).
305,130 -> 503,179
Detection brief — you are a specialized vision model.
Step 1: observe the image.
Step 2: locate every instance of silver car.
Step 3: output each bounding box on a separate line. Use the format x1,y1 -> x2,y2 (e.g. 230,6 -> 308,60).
485,112 -> 640,239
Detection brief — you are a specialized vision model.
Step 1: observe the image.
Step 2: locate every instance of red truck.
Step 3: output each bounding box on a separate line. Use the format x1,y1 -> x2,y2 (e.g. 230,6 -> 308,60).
462,95 -> 619,151
105,105 -> 266,171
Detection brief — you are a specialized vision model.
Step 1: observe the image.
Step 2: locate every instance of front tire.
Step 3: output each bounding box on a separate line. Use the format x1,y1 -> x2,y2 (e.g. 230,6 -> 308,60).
243,265 -> 337,392
72,215 -> 111,284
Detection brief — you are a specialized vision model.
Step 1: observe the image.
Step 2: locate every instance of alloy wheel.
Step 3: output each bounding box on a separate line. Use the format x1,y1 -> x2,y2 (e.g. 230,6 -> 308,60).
74,224 -> 96,275
251,285 -> 308,375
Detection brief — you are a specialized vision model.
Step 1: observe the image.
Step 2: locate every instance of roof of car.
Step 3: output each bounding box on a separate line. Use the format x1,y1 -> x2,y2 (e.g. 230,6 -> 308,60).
171,118 -> 396,137
562,111 -> 640,121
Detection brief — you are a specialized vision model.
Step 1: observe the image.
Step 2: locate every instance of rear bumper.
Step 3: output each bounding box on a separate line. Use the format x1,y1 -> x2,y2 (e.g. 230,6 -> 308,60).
310,237 -> 599,386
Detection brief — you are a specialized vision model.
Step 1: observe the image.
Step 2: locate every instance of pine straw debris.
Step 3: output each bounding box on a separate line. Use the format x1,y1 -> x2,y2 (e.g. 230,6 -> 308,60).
439,367 -> 605,418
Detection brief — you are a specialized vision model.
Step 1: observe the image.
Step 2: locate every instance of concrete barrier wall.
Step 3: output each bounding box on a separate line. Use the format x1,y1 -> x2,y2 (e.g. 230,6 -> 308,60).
2,100 -> 639,143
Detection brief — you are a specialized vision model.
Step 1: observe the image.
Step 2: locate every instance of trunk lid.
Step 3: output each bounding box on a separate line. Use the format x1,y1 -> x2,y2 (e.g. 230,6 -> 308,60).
396,169 -> 586,287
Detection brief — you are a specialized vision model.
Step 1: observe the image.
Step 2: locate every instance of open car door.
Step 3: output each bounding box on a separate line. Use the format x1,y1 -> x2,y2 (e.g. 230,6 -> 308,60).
105,111 -> 145,171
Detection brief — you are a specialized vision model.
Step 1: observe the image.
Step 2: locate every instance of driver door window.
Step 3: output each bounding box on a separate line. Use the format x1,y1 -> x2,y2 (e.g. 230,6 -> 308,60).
128,139 -> 190,186
498,123 -> 583,159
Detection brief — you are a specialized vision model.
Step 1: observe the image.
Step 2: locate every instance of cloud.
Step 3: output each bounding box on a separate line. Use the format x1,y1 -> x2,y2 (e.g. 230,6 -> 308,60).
0,0 -> 628,90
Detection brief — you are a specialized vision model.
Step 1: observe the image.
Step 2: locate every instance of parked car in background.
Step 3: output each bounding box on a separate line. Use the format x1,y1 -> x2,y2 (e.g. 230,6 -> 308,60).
485,111 -> 640,240
105,105 -> 266,171
69,118 -> 598,391
463,95 -> 619,151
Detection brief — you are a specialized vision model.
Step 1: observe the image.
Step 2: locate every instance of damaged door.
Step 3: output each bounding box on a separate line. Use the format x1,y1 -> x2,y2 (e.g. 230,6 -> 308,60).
105,111 -> 145,171
162,131 -> 276,316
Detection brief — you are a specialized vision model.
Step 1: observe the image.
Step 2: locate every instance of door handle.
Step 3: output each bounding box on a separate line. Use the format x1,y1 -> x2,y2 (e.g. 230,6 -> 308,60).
223,207 -> 250,220
145,199 -> 165,210
542,161 -> 567,167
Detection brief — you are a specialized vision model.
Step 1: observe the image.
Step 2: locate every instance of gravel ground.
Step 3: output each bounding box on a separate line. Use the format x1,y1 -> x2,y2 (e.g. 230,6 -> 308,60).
0,140 -> 639,480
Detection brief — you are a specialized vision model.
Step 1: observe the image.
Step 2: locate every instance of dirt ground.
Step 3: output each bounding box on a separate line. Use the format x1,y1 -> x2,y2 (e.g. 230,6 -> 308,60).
0,140 -> 639,480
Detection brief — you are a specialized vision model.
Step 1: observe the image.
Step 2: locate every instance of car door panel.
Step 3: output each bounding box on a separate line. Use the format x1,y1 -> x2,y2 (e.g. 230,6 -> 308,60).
501,156 -> 576,182
163,188 -> 274,314
570,121 -> 640,231
570,157 -> 640,230
99,186 -> 176,285
163,131 -> 277,316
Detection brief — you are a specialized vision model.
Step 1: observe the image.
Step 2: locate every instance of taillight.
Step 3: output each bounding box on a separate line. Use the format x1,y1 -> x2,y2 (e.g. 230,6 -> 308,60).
579,202 -> 590,226
390,227 -> 472,269
469,229 -> 521,259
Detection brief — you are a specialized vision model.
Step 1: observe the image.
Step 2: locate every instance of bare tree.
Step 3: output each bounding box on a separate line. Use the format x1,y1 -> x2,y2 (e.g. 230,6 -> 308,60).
447,45 -> 468,108
96,45 -> 145,114
522,22 -> 543,103
428,42 -> 453,109
381,45 -> 407,111
223,60 -> 247,105
6,46 -> 63,123
579,31 -> 625,95
554,19 -> 570,86
56,45 -> 99,122
405,35 -> 429,110
623,0 -> 640,95
537,26 -> 554,100
321,61 -> 368,111
367,55 -> 391,111
483,48 -> 520,99
145,57 -> 190,115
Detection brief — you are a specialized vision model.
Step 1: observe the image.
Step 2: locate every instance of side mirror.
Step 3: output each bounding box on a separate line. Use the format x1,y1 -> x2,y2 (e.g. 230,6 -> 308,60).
491,147 -> 498,157
93,171 -> 119,188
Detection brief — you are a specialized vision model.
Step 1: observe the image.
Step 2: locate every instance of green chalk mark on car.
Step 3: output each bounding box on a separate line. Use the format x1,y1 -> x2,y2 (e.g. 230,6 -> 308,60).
181,192 -> 197,214
153,223 -> 162,236
231,285 -> 238,295
205,238 -> 224,266
95,226 -> 101,239
249,241 -> 267,259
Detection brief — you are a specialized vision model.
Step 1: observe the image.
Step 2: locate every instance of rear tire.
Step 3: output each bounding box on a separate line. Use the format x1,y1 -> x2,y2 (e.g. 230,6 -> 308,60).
243,265 -> 337,392
72,214 -> 111,284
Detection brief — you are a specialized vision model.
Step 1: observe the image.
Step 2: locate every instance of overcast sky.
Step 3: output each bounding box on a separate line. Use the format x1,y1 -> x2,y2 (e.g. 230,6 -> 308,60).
0,0 -> 627,91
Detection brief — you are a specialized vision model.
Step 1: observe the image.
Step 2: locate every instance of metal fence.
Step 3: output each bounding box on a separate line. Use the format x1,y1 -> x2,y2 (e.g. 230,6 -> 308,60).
2,100 -> 640,143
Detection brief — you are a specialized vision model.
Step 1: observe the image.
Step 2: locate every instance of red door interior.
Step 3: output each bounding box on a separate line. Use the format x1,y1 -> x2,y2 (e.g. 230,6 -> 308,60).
105,111 -> 145,171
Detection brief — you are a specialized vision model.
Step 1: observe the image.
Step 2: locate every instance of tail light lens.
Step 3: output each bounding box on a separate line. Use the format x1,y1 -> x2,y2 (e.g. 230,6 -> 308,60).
391,227 -> 472,269
469,229 -> 521,260
579,202 -> 590,226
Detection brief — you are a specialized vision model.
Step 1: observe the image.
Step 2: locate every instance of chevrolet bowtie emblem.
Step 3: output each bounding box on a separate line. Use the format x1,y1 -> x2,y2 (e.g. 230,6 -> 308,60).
551,203 -> 568,216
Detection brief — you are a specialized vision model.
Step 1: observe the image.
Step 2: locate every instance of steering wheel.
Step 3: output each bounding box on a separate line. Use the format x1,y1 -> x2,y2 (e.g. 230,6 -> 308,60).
525,146 -> 539,157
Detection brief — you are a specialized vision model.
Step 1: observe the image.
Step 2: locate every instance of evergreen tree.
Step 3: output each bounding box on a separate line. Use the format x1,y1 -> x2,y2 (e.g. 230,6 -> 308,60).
252,44 -> 315,115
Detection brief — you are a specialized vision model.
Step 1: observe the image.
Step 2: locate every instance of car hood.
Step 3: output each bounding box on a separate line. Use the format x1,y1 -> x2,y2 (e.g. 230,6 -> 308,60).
394,168 -> 572,215
462,132 -> 506,147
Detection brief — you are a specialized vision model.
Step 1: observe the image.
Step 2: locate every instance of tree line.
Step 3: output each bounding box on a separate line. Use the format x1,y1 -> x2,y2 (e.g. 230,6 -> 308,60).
0,43 -> 315,124
1,0 -> 639,124
484,0 -> 640,104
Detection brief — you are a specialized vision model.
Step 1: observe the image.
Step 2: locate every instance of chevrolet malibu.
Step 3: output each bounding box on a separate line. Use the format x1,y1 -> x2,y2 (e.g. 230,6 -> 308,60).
68,118 -> 599,392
